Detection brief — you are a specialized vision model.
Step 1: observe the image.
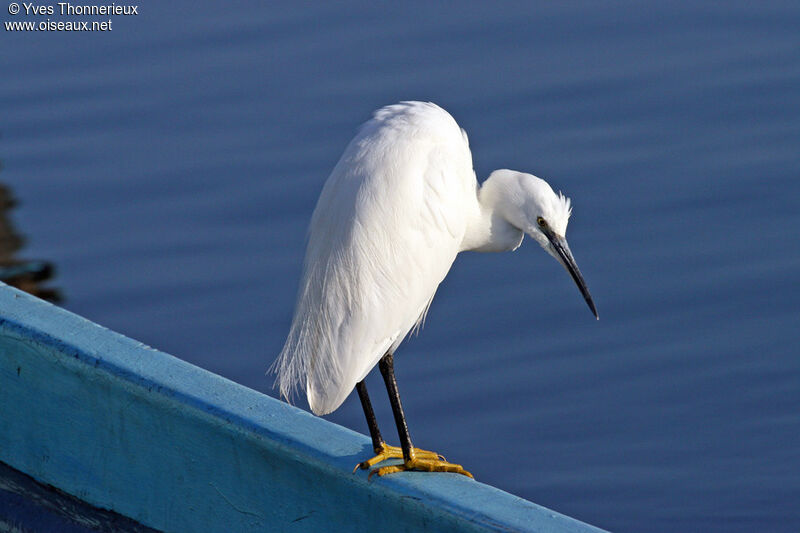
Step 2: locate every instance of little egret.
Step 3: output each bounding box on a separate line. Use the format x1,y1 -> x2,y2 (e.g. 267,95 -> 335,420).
274,101 -> 597,478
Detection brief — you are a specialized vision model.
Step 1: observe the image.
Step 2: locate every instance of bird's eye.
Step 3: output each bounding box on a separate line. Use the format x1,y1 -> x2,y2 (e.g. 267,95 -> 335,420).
536,217 -> 547,228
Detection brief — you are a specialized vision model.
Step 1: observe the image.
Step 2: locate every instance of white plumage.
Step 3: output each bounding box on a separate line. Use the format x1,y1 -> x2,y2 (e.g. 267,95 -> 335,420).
274,101 -> 596,416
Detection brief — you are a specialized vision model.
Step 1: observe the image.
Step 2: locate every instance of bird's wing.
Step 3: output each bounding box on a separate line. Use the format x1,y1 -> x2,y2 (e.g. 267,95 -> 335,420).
276,102 -> 475,415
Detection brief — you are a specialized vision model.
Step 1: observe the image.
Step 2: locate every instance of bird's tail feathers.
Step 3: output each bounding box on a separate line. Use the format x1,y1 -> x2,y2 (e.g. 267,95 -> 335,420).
271,309 -> 351,415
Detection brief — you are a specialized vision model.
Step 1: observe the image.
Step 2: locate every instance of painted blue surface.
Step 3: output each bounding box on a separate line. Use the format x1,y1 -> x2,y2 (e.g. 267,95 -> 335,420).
0,284 -> 606,533
0,460 -> 158,533
2,3 -> 799,532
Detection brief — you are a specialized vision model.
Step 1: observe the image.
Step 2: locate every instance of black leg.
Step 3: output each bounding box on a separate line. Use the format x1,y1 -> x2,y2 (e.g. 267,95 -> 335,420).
356,380 -> 383,452
378,352 -> 415,463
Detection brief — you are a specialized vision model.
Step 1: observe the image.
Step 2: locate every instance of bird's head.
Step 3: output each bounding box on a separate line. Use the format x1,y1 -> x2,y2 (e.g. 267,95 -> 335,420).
487,169 -> 598,319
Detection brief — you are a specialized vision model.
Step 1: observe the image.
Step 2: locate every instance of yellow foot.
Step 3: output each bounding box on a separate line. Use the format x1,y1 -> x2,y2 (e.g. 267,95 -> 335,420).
369,456 -> 473,480
354,442 -> 443,472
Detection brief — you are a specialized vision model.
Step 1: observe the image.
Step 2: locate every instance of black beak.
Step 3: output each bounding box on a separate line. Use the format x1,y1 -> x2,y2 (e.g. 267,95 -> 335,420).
546,232 -> 598,319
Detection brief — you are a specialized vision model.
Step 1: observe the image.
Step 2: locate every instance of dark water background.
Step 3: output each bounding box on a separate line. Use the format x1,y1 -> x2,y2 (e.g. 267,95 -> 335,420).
3,2 -> 799,531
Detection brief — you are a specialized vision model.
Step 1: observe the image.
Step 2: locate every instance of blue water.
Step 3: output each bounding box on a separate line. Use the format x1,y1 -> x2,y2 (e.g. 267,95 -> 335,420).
3,2 -> 799,531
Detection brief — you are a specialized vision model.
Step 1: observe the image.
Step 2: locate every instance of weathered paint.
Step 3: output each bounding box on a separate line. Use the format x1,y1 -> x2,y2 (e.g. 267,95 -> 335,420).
0,285 -> 607,533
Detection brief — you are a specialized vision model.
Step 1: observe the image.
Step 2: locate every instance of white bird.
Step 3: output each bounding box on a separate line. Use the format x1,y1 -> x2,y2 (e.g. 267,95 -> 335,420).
274,101 -> 597,477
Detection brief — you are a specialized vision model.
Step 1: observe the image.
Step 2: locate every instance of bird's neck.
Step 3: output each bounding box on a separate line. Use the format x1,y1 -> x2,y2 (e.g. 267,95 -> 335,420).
460,175 -> 524,253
